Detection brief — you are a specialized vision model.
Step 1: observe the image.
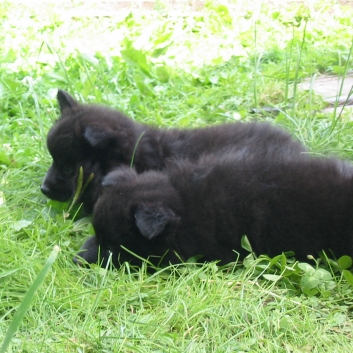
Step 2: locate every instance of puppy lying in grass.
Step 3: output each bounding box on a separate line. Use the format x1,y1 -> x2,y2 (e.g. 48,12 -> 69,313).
41,90 -> 306,213
75,151 -> 353,268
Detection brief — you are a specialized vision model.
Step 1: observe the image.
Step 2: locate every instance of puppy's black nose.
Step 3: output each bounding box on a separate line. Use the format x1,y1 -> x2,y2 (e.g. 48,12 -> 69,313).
40,184 -> 51,196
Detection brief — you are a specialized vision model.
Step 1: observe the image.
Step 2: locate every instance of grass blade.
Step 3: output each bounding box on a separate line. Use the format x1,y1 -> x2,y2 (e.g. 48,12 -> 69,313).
64,167 -> 93,218
130,131 -> 146,168
0,246 -> 60,353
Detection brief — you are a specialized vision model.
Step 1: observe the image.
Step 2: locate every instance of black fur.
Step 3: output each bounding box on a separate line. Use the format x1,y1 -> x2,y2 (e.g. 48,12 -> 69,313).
75,153 -> 353,267
41,90 -> 306,213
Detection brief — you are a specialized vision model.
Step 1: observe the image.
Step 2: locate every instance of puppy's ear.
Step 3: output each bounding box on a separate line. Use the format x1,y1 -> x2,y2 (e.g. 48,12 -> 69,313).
83,126 -> 116,148
102,168 -> 138,187
57,89 -> 78,113
135,203 -> 176,240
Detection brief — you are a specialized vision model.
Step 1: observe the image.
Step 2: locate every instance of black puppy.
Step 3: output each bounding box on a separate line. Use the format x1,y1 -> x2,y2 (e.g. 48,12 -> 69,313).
41,90 -> 306,213
75,152 -> 353,267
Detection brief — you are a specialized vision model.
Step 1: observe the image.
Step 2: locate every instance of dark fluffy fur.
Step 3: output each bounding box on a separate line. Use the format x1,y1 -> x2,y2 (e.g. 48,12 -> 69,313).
75,153 -> 353,267
41,90 -> 306,213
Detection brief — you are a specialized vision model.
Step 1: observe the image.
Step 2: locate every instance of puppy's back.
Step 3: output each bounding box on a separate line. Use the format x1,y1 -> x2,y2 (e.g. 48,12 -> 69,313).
164,152 -> 353,261
158,121 -> 306,162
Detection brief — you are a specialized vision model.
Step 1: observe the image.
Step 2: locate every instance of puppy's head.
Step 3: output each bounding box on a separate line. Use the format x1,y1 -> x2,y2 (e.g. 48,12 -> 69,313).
41,90 -> 138,213
74,168 -> 181,268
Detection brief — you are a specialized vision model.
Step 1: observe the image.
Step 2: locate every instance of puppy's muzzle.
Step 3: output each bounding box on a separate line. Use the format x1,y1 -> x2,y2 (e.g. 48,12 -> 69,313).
40,183 -> 51,197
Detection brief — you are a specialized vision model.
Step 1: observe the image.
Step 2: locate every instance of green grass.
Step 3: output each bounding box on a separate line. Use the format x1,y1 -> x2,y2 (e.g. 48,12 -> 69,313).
1,0 -> 353,351
0,246 -> 60,353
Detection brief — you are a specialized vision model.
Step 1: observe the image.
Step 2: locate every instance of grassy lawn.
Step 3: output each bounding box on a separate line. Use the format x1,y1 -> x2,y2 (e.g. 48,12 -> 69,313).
1,0 -> 353,351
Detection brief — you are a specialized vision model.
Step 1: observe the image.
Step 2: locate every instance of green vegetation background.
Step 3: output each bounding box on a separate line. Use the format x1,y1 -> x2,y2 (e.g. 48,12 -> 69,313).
1,0 -> 353,352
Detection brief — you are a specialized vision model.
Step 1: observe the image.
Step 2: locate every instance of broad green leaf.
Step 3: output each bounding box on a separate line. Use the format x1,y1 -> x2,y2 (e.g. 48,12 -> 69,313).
121,46 -> 152,77
279,315 -> 293,329
45,72 -> 67,82
134,74 -> 155,96
0,151 -> 11,165
155,65 -> 171,82
12,219 -> 32,231
154,31 -> 173,46
298,262 -> 315,275
186,254 -> 204,263
269,254 -> 286,268
314,268 -> 333,281
241,235 -> 252,252
342,270 -> 353,286
300,275 -> 320,291
243,253 -> 256,268
79,52 -> 99,66
263,274 -> 282,281
337,255 -> 353,270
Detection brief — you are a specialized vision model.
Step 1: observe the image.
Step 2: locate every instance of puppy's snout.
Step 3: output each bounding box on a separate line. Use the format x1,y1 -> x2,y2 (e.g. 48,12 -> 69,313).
40,178 -> 73,202
40,183 -> 51,196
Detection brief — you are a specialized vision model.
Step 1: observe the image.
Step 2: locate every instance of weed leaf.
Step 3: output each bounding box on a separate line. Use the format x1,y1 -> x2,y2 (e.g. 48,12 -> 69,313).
121,46 -> 152,78
0,151 -> 11,165
342,270 -> 353,286
11,219 -> 32,231
241,235 -> 252,252
337,255 -> 353,270
263,274 -> 282,281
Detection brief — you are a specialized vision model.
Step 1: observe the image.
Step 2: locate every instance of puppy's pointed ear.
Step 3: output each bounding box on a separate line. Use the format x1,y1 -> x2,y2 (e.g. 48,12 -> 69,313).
102,168 -> 138,187
135,203 -> 176,240
83,126 -> 116,148
57,89 -> 78,113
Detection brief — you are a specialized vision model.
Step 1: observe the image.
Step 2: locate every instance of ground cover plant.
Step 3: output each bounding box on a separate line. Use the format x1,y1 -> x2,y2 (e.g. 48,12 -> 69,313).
1,0 -> 353,351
